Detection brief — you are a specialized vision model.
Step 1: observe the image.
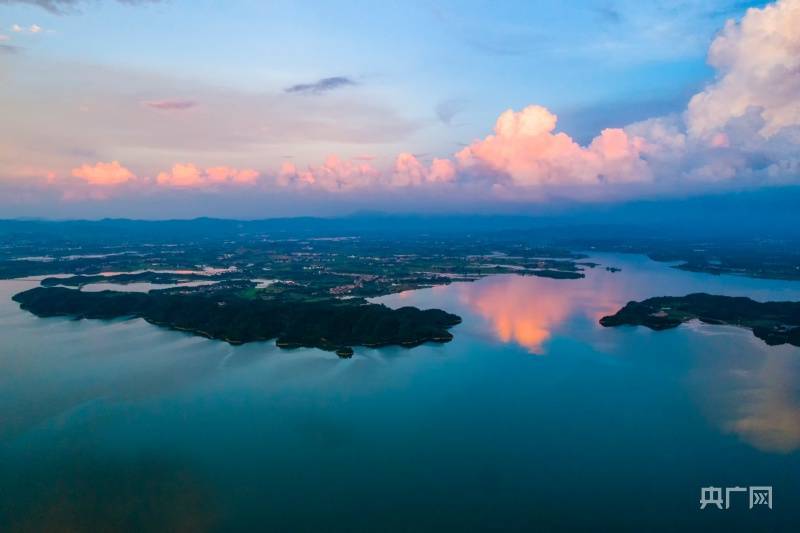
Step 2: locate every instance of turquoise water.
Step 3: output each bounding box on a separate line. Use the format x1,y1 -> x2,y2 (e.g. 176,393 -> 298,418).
1,253 -> 799,531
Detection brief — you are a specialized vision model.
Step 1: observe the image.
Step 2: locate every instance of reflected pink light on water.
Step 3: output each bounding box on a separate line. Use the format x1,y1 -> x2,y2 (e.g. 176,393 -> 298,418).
456,271 -> 626,354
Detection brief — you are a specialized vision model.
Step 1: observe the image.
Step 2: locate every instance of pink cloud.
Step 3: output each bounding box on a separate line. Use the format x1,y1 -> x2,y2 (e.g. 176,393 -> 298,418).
275,153 -> 456,191
71,161 -> 135,186
157,163 -> 260,188
456,105 -> 650,188
391,153 -> 456,186
156,163 -> 203,188
710,132 -> 730,148
277,155 -> 381,191
429,158 -> 457,183
206,166 -> 259,184
4,165 -> 58,182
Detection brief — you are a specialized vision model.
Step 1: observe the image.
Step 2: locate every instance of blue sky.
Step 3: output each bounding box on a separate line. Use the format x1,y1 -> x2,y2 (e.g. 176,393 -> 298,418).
2,0 -> 763,141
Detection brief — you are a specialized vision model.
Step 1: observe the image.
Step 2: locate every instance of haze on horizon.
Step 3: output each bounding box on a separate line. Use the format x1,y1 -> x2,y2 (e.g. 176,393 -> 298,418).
1,0 -> 799,218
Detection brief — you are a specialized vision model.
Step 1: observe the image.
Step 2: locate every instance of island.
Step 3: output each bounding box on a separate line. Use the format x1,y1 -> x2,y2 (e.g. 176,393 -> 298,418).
13,286 -> 462,357
599,293 -> 800,347
523,269 -> 584,280
40,271 -> 231,288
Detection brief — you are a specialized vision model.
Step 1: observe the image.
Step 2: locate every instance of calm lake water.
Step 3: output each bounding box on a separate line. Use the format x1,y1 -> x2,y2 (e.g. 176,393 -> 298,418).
1,253 -> 799,531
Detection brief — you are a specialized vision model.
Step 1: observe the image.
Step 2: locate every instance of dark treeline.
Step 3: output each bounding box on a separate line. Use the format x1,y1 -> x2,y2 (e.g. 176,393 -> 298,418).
13,287 -> 462,356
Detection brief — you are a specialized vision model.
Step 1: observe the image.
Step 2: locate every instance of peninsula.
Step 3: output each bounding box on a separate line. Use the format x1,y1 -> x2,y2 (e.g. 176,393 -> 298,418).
600,293 -> 800,347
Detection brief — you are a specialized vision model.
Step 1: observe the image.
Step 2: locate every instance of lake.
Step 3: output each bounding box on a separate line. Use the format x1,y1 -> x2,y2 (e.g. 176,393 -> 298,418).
0,253 -> 798,531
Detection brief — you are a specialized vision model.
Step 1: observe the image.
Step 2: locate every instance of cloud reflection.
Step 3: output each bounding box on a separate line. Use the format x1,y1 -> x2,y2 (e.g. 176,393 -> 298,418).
700,343 -> 800,453
453,265 -> 800,452
456,271 -> 624,353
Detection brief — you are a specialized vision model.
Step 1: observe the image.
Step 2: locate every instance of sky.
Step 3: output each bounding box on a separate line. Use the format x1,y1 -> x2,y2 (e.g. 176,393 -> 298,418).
1,0 -> 798,218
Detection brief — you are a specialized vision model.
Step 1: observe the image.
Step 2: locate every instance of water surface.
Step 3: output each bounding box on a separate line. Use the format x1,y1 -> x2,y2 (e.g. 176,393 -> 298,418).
1,254 -> 798,531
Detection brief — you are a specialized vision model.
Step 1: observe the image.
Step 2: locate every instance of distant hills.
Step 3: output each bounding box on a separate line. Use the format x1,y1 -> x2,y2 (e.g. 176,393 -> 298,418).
2,185 -> 800,241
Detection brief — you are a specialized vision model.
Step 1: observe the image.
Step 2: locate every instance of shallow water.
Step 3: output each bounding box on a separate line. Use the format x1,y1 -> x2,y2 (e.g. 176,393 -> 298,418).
0,253 -> 798,531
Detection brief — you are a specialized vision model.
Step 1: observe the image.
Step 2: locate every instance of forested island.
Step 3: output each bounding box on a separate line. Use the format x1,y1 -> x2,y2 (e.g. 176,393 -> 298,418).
600,293 -> 800,347
39,271 -> 227,287
13,286 -> 462,357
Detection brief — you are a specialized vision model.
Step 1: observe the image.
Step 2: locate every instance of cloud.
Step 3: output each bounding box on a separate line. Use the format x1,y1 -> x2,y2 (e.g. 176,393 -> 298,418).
686,0 -> 800,139
273,153 -> 456,191
206,166 -> 259,185
276,156 -> 380,192
67,160 -> 258,190
11,24 -> 43,34
391,153 -> 456,186
285,76 -> 357,95
155,163 -> 203,188
71,160 -> 135,186
0,0 -> 161,15
623,0 -> 800,187
143,99 -> 197,111
0,44 -> 19,54
435,99 -> 466,126
455,105 -> 650,190
156,164 -> 259,188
